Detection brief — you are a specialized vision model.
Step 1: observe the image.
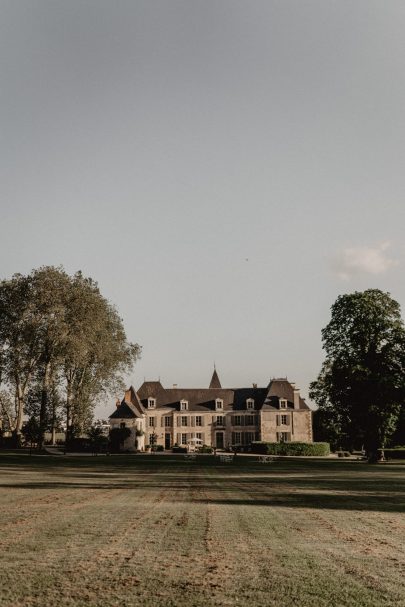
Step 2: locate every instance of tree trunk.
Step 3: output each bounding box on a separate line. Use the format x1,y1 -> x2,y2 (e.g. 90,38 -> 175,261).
39,361 -> 52,449
15,384 -> 25,436
65,382 -> 73,448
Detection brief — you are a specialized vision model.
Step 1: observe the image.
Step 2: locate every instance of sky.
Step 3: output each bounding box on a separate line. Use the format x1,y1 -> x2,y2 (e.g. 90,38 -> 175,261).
1,1 -> 405,418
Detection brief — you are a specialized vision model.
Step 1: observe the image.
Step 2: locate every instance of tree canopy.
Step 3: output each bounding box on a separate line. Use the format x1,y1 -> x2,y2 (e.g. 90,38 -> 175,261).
0,266 -> 141,446
310,289 -> 405,460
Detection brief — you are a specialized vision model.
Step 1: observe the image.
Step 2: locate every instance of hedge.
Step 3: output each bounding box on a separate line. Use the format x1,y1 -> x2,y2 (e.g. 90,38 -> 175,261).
172,446 -> 187,453
381,448 -> 405,460
251,441 -> 330,456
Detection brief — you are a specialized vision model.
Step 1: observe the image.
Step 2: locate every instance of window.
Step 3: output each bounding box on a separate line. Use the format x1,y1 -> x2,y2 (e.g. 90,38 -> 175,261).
120,422 -> 126,429
245,431 -> 255,444
181,433 -> 187,445
234,415 -> 241,426
245,415 -> 256,426
279,399 -> 287,409
215,399 -> 223,410
181,416 -> 188,426
216,415 -> 223,426
180,400 -> 188,411
149,417 -> 155,427
232,432 -> 241,445
148,398 -> 156,409
196,432 -> 202,440
281,414 -> 288,425
246,398 -> 254,409
277,431 -> 290,442
164,416 -> 172,427
149,433 -> 157,445
195,416 -> 202,426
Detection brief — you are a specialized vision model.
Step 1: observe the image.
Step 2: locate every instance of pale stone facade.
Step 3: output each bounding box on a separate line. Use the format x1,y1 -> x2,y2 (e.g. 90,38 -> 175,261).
109,371 -> 312,451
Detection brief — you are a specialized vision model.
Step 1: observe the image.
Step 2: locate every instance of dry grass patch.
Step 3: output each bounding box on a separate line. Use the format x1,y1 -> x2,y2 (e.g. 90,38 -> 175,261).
0,454 -> 404,607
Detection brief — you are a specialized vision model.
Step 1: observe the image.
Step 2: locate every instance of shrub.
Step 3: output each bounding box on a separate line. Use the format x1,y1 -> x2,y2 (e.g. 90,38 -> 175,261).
198,445 -> 213,454
153,445 -> 164,452
251,442 -> 330,456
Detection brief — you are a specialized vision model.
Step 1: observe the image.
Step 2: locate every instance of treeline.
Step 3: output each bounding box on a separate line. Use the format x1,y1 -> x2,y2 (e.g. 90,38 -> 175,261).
0,266 -> 140,447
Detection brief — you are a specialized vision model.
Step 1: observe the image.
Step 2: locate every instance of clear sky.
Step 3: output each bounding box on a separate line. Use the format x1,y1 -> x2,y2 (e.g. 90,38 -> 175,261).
1,1 -> 405,418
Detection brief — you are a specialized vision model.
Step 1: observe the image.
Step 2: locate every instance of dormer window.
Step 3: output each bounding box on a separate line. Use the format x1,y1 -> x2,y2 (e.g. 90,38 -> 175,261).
148,398 -> 156,409
246,398 -> 254,410
180,399 -> 188,411
215,398 -> 223,410
279,398 -> 287,409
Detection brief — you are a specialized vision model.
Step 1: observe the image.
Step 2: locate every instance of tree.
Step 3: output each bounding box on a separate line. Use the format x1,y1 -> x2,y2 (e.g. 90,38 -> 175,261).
0,267 -> 141,448
310,289 -> 405,461
87,425 -> 108,454
21,416 -> 42,453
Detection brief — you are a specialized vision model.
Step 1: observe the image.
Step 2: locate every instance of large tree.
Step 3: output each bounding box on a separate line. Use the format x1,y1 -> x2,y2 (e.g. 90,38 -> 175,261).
310,289 -> 405,461
0,267 -> 140,446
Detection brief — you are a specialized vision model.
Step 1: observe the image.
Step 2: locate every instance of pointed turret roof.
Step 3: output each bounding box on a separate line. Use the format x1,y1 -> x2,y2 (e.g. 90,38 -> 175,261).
209,368 -> 222,389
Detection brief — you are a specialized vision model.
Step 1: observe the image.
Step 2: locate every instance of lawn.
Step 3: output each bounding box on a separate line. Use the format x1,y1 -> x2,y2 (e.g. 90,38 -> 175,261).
0,454 -> 404,607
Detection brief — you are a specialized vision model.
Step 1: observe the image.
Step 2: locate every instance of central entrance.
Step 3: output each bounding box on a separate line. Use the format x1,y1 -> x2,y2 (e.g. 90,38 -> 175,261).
215,432 -> 224,449
165,433 -> 171,450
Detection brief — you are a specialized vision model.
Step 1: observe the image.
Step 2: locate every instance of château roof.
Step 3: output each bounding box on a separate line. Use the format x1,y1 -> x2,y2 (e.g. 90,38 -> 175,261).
209,368 -> 222,389
267,378 -> 309,410
110,374 -> 310,418
109,401 -> 139,419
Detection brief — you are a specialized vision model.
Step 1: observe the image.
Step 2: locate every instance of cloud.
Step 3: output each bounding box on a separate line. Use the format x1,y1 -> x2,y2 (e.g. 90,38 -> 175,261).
333,242 -> 398,280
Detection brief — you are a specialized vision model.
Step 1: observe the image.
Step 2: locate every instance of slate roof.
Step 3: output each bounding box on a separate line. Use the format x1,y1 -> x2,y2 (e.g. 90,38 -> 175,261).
209,368 -> 222,389
110,370 -> 312,419
138,385 -> 234,411
134,378 -> 310,412
267,379 -> 309,410
231,388 -> 268,410
109,401 -> 139,419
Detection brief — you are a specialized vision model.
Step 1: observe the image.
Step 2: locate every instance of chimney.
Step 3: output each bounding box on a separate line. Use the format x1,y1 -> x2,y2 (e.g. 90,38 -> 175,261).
116,399 -> 120,408
293,388 -> 300,410
252,383 -> 258,389
173,384 -> 178,388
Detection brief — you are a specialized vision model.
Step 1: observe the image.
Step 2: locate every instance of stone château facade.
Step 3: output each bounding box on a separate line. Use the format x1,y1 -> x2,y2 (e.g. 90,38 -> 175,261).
109,370 -> 312,451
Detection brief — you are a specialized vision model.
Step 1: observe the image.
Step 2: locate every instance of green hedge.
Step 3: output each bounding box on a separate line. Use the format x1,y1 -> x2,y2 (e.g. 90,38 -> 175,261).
381,448 -> 405,460
172,446 -> 187,454
251,441 -> 330,456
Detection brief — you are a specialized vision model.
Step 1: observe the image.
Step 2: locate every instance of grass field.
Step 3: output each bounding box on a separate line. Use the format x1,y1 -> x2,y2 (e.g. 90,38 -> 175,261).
0,453 -> 404,607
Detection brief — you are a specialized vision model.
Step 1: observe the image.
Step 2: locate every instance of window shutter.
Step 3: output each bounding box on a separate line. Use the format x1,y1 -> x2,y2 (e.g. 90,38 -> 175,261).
276,415 -> 280,426
191,416 -> 195,427
286,416 -> 290,426
201,433 -> 205,444
201,417 -> 205,427
176,433 -> 181,444
161,416 -> 164,427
